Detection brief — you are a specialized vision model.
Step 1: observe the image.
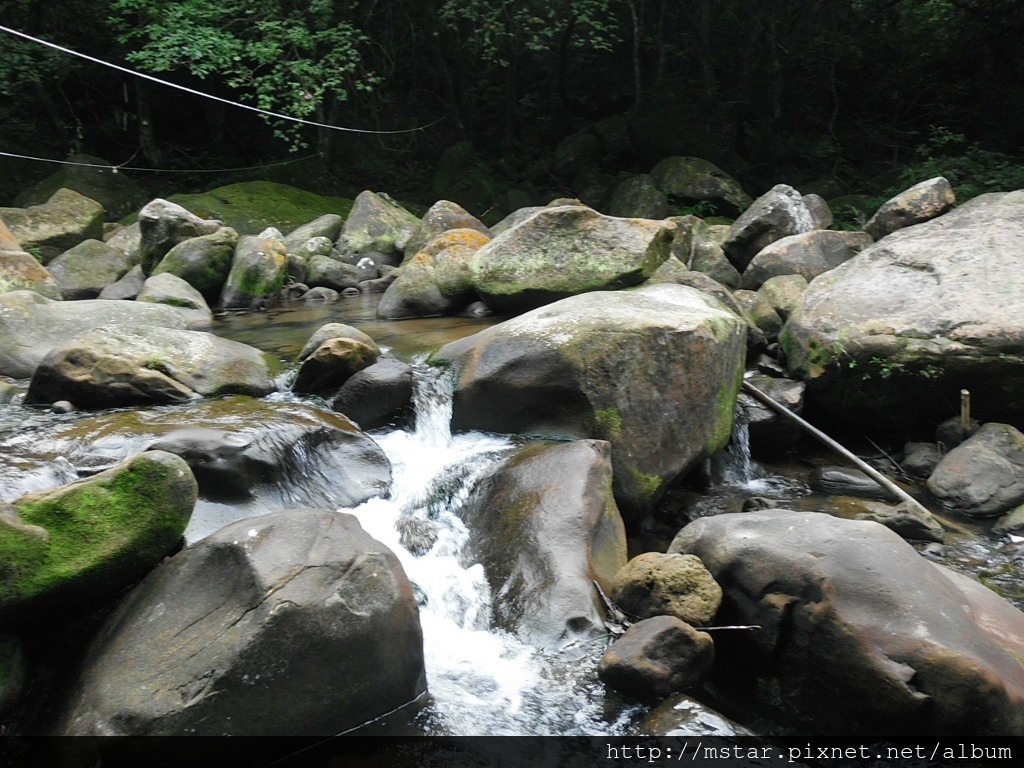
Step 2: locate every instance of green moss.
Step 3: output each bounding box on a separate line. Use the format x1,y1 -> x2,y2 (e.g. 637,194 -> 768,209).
593,407 -> 623,441
162,181 -> 353,236
2,455 -> 193,609
626,465 -> 663,503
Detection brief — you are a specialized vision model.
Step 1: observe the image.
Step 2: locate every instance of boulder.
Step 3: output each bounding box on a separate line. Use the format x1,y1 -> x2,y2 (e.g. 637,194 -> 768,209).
780,191 -> 1024,428
722,184 -> 816,272
331,357 -> 414,430
850,500 -> 945,543
151,226 -> 238,303
802,193 -> 833,229
433,283 -> 747,520
0,451 -> 196,625
608,174 -> 668,219
46,239 -> 134,300
137,199 -> 221,275
688,223 -> 741,288
809,466 -> 893,500
0,291 -> 187,379
104,221 -> 141,264
756,273 -> 806,320
639,693 -> 754,736
218,233 -> 288,309
136,273 -> 215,328
741,230 -> 874,290
608,552 -> 721,626
864,177 -> 956,241
292,337 -> 379,394
461,440 -> 627,646
335,190 -> 419,267
469,205 -> 674,313
305,254 -> 365,291
402,200 -> 490,259
298,323 -> 378,362
25,325 -> 278,408
926,423 -> 1024,517
11,154 -> 148,220
648,156 -> 752,216
377,229 -> 490,319
98,265 -> 145,300
733,289 -> 784,342
0,189 -> 105,264
0,248 -> 62,300
901,441 -> 943,479
282,213 -> 344,253
669,510 -> 1024,736
598,616 -> 714,702
56,509 -> 425,735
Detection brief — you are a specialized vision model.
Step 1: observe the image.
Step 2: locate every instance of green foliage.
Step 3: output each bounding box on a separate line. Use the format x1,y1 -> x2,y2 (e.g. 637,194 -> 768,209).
109,0 -> 378,149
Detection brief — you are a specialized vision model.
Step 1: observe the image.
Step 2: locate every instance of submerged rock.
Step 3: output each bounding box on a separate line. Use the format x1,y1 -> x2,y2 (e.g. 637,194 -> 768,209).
56,509 -> 425,735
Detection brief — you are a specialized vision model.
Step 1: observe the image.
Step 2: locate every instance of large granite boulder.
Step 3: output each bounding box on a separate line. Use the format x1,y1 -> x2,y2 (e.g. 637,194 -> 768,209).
722,184 -> 816,272
151,226 -> 238,303
0,451 -> 196,626
46,239 -> 134,300
25,326 -> 278,408
608,174 -> 668,219
0,236 -> 62,299
402,199 -> 490,259
433,283 -> 746,520
136,273 -> 215,328
926,422 -> 1024,517
137,199 -> 221,275
468,204 -> 674,313
12,154 -> 149,220
0,189 -> 105,264
335,190 -> 419,267
218,232 -> 289,309
282,213 -> 344,253
0,291 -> 187,379
648,156 -> 753,216
331,357 -> 414,430
669,510 -> 1024,736
740,230 -> 874,290
780,191 -> 1024,427
460,440 -> 628,646
56,509 -> 426,735
377,228 -> 491,319
865,177 -> 956,240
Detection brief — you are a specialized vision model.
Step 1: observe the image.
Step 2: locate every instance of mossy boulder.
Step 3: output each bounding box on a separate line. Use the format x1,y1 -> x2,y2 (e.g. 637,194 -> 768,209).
433,283 -> 746,520
469,204 -> 674,313
0,189 -> 105,264
137,199 -> 222,275
335,190 -> 419,267
136,273 -> 214,328
402,199 -> 490,259
151,226 -> 238,303
13,154 -> 149,220
377,228 -> 491,319
167,182 -> 352,237
0,249 -> 62,300
46,239 -> 134,300
0,451 -> 197,626
649,156 -> 752,217
608,174 -> 668,219
218,233 -> 288,309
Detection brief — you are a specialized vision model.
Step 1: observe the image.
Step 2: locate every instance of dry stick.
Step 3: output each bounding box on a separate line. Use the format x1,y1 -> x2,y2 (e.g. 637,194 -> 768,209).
960,389 -> 971,436
741,381 -> 935,519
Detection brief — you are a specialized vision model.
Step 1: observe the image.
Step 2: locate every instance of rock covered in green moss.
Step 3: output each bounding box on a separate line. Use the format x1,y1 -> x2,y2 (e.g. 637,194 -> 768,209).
218,233 -> 288,309
137,199 -> 222,275
469,204 -> 674,313
0,451 -> 197,625
335,190 -> 420,267
0,189 -> 105,264
151,226 -> 238,303
433,283 -> 746,520
136,273 -> 214,328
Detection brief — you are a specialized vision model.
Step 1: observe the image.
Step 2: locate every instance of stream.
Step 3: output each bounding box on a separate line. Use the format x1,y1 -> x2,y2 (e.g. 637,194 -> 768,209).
1,293 -> 1022,735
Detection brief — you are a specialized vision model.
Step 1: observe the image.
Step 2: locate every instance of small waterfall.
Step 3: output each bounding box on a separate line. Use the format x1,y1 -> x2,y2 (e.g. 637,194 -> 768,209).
345,362 -> 627,735
716,406 -> 760,486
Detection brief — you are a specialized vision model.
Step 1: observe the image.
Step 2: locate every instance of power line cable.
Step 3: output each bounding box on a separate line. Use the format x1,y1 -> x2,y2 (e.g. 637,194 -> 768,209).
0,149 -> 321,174
0,24 -> 444,135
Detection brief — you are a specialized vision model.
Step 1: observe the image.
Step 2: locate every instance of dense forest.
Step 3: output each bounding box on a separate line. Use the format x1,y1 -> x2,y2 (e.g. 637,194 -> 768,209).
2,0 -> 1023,217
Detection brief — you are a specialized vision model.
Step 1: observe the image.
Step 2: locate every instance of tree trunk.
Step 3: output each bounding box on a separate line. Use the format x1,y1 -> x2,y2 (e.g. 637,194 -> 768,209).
135,81 -> 162,166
